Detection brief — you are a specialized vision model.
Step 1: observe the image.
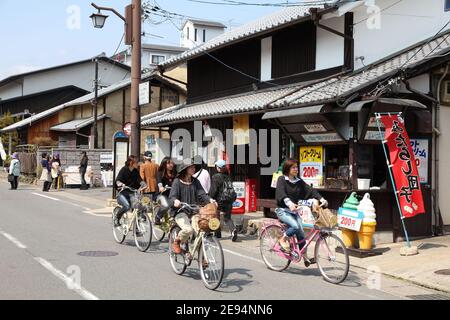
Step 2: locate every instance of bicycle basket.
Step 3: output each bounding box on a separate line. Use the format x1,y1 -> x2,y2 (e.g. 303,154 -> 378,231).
313,207 -> 338,229
197,203 -> 219,232
130,195 -> 140,208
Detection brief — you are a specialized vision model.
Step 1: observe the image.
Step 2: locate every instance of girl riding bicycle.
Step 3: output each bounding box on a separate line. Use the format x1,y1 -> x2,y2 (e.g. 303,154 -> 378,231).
169,158 -> 217,254
154,157 -> 177,225
275,158 -> 328,265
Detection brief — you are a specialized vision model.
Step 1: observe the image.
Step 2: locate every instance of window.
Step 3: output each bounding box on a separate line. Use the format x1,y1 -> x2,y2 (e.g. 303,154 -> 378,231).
186,27 -> 190,40
151,55 -> 165,64
195,28 -> 198,42
203,29 -> 206,42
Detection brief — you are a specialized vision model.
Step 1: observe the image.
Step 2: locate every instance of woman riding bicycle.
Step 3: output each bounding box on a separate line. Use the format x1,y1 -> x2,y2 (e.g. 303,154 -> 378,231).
275,158 -> 328,264
154,157 -> 177,225
114,155 -> 142,226
169,158 -> 216,254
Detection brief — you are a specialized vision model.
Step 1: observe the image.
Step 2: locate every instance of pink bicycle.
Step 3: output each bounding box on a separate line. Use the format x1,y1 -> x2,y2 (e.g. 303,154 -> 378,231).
260,215 -> 349,284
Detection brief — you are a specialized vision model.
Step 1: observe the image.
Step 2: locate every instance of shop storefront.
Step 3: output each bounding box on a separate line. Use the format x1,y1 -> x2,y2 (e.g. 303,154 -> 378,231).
262,98 -> 433,241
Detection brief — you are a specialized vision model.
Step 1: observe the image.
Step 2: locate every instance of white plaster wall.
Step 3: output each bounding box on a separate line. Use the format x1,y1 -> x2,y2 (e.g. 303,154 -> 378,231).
353,0 -> 450,70
0,61 -> 129,101
439,105 -> 450,225
316,16 -> 345,70
260,37 -> 272,81
181,21 -> 225,49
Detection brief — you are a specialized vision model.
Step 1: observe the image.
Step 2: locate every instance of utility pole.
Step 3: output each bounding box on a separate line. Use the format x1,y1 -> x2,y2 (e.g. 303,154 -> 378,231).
130,0 -> 142,158
92,57 -> 99,149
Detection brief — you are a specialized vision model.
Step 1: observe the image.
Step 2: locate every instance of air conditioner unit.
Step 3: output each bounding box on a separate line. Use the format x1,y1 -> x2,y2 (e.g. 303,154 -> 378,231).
441,80 -> 450,104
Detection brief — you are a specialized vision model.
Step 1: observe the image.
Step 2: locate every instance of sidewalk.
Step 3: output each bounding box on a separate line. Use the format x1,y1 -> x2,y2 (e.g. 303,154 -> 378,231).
348,235 -> 450,294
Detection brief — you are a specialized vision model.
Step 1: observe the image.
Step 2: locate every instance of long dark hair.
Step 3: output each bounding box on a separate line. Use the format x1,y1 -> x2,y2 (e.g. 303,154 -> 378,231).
158,157 -> 176,178
125,155 -> 138,167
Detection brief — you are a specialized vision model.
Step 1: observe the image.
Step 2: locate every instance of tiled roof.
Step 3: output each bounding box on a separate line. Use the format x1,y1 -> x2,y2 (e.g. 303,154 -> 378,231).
142,29 -> 450,127
50,114 -> 108,132
160,2 -> 337,69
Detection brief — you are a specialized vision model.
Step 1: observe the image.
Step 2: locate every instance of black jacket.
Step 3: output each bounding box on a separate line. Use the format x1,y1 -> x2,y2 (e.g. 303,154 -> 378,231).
275,176 -> 322,208
115,166 -> 142,192
209,172 -> 233,212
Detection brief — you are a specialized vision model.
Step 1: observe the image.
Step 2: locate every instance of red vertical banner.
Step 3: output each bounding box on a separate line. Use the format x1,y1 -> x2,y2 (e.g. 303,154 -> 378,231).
380,115 -> 425,218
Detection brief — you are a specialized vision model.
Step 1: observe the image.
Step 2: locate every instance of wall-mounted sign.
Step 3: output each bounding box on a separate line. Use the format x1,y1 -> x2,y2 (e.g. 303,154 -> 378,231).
123,122 -> 132,137
100,153 -> 113,164
302,133 -> 343,143
410,138 -> 429,184
139,82 -> 150,105
364,130 -> 384,141
304,123 -> 327,133
299,146 -> 323,187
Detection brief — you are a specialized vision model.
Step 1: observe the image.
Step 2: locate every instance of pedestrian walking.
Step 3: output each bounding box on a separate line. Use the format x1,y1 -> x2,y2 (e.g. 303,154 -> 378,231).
8,153 -> 21,190
40,153 -> 52,192
79,151 -> 88,190
139,151 -> 159,199
193,155 -> 211,193
209,159 -> 238,241
51,154 -> 62,190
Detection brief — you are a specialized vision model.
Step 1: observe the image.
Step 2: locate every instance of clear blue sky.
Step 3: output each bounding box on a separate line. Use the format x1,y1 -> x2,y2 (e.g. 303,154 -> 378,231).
0,0 -> 299,80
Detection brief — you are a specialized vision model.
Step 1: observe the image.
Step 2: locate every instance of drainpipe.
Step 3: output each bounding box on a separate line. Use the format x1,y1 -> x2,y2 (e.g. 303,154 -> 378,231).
433,64 -> 449,235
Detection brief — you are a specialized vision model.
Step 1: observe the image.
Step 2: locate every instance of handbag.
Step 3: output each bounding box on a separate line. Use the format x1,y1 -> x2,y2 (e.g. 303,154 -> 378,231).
8,174 -> 14,183
271,171 -> 283,188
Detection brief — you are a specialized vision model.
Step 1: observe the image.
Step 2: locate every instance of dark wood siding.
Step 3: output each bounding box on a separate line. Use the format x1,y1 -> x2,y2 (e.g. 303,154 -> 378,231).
187,39 -> 261,103
272,20 -> 316,79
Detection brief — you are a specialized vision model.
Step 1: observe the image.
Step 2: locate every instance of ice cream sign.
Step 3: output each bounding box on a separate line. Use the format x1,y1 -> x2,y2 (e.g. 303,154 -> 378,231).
299,146 -> 323,187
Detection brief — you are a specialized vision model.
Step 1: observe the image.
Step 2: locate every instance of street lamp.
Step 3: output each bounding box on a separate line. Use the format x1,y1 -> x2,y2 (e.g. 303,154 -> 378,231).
90,10 -> 109,28
90,1 -> 142,157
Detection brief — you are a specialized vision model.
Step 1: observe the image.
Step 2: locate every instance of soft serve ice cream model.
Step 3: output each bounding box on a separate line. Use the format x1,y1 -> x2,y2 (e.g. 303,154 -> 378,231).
356,193 -> 377,250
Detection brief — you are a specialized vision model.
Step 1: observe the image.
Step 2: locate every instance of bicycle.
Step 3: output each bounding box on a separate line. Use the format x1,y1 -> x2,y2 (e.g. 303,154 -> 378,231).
259,203 -> 349,284
112,183 -> 153,252
168,203 -> 225,290
148,186 -> 172,242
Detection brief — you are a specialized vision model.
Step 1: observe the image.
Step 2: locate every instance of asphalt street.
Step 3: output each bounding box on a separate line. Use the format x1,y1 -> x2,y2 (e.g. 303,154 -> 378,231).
0,181 -> 447,300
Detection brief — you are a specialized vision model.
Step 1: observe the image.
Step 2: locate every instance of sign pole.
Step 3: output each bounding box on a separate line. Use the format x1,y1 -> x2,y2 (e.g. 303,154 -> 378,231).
375,112 -> 411,248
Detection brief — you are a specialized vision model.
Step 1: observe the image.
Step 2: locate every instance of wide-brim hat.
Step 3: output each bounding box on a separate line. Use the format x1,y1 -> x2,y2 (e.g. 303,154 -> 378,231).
176,158 -> 196,177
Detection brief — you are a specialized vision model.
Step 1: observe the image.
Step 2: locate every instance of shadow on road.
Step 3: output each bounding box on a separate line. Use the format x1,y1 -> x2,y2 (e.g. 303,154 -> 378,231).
217,268 -> 255,293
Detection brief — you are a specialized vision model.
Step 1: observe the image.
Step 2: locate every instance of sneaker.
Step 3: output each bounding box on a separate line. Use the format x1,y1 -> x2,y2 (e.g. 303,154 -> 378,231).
231,229 -> 238,242
303,255 -> 316,268
173,238 -> 182,254
215,230 -> 222,239
114,218 -> 121,227
154,216 -> 162,225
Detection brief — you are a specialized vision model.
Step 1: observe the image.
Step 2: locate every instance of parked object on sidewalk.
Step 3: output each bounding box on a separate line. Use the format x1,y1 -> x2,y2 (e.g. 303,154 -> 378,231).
340,192 -> 360,248
356,193 -> 377,250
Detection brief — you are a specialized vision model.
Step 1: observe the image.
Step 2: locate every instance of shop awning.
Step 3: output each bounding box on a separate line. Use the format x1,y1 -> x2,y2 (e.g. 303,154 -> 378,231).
50,114 -> 108,132
262,105 -> 326,120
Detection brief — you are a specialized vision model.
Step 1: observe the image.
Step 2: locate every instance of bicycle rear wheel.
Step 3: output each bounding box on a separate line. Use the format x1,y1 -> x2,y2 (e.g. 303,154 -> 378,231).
150,206 -> 166,241
134,212 -> 152,252
168,226 -> 187,275
260,225 -> 291,272
315,232 -> 349,284
198,235 -> 224,290
112,207 -> 126,244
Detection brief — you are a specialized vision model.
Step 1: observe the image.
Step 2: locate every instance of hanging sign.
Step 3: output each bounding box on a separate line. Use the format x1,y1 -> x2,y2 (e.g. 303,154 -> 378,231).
299,146 -> 323,187
380,115 -> 425,218
302,132 -> 343,143
139,82 -> 150,105
233,115 -> 250,145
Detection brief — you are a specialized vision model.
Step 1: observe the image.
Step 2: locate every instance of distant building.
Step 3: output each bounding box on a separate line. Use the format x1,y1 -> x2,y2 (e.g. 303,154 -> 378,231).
112,44 -> 186,69
181,19 -> 226,49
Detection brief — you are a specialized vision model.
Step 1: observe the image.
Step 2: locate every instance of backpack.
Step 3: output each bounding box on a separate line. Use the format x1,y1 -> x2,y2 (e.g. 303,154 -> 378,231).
218,175 -> 237,204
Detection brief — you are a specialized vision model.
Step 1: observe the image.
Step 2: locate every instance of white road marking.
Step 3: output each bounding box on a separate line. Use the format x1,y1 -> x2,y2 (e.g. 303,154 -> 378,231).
0,231 -> 27,249
223,248 -> 264,264
32,192 -> 60,201
34,257 -> 100,300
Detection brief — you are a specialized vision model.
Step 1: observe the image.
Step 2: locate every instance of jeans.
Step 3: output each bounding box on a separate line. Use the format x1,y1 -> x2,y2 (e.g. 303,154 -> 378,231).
275,208 -> 305,241
80,170 -> 87,186
116,193 -> 131,220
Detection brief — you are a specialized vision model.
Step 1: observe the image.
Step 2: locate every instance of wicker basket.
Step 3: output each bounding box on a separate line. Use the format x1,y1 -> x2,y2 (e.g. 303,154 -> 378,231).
314,207 -> 338,229
197,203 -> 218,232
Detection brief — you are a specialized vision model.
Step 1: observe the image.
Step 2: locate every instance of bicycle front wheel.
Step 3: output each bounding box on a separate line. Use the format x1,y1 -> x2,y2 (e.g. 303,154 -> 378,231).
198,235 -> 224,290
150,207 -> 166,242
260,225 -> 291,272
133,212 -> 152,252
315,232 -> 349,284
168,226 -> 187,275
112,207 -> 126,244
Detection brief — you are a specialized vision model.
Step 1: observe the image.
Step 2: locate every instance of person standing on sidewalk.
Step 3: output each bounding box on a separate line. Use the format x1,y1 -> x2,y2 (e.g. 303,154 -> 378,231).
8,153 -> 21,190
139,151 -> 159,200
51,154 -> 62,190
193,155 -> 211,193
209,159 -> 238,242
79,152 -> 88,190
40,153 -> 52,192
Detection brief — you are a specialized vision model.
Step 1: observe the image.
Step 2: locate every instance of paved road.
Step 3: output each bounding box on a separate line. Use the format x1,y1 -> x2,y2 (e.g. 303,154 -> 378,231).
0,181 -> 447,300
